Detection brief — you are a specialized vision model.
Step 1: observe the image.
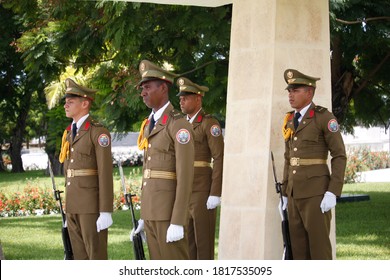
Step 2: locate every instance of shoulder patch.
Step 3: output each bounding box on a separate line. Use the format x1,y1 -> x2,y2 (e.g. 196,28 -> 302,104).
210,124 -> 222,137
176,129 -> 191,144
98,134 -> 110,147
328,119 -> 339,132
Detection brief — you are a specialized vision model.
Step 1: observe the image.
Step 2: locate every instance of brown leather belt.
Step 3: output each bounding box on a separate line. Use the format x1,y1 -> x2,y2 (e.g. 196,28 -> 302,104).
143,169 -> 176,180
290,157 -> 327,167
194,161 -> 211,168
67,169 -> 98,178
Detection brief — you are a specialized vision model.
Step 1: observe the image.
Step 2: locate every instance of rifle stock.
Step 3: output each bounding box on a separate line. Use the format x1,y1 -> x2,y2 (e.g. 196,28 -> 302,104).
270,151 -> 293,260
48,160 -> 74,260
118,160 -> 145,260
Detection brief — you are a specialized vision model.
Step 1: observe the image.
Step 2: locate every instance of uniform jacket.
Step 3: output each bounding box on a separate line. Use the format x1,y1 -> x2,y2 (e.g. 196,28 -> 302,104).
63,116 -> 114,214
141,103 -> 194,225
282,103 -> 346,199
192,110 -> 224,196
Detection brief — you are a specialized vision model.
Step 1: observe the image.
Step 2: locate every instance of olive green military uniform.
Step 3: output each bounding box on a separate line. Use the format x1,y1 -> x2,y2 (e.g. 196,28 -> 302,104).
188,110 -> 224,259
140,103 -> 194,259
281,69 -> 346,260
61,79 -> 114,260
176,77 -> 224,260
137,61 -> 195,260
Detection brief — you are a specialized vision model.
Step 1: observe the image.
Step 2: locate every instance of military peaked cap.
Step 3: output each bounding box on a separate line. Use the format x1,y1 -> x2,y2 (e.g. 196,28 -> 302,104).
176,77 -> 209,97
64,78 -> 96,100
284,69 -> 320,89
137,60 -> 178,87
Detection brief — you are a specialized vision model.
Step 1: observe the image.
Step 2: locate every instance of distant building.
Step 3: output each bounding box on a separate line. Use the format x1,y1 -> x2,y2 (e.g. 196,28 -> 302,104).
342,126 -> 390,152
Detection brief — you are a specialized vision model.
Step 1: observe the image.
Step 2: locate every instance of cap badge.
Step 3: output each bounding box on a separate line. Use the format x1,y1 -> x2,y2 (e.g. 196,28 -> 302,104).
178,78 -> 185,86
140,62 -> 145,71
176,129 -> 191,144
287,71 -> 294,79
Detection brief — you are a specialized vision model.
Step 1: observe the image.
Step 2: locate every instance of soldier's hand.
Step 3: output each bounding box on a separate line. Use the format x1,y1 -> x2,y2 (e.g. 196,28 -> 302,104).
206,196 -> 221,209
96,212 -> 113,232
166,224 -> 184,243
320,191 -> 337,213
130,219 -> 146,242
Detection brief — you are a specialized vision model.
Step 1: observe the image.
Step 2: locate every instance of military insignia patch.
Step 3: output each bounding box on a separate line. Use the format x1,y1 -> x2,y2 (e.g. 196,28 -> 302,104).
328,119 -> 339,132
210,125 -> 221,137
176,129 -> 191,144
98,134 -> 110,147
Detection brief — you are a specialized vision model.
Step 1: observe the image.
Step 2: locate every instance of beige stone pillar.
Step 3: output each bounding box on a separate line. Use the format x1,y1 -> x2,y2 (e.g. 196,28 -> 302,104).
218,0 -> 334,259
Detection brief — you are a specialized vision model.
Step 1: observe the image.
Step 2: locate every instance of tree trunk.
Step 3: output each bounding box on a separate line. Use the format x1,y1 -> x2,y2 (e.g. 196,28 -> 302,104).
10,88 -> 33,173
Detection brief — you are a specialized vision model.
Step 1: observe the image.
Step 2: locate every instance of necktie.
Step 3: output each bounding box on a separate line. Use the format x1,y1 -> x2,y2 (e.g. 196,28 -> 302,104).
149,117 -> 156,133
294,112 -> 301,130
72,123 -> 77,140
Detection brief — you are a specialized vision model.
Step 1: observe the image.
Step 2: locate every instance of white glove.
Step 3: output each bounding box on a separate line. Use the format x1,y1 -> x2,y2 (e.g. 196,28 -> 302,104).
130,219 -> 146,242
206,196 -> 221,209
166,224 -> 184,243
320,191 -> 337,213
96,212 -> 113,232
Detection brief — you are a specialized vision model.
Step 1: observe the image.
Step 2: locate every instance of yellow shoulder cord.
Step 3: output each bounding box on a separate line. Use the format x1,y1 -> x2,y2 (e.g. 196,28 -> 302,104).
59,130 -> 70,163
282,113 -> 293,140
137,119 -> 149,151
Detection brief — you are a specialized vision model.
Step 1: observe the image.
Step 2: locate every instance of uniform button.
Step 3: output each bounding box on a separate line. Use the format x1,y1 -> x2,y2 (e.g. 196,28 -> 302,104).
71,159 -> 74,163
147,156 -> 151,161
143,182 -> 147,186
294,137 -> 297,141
293,148 -> 297,151
71,148 -> 74,152
293,170 -> 296,174
67,182 -> 71,186
148,144 -> 152,148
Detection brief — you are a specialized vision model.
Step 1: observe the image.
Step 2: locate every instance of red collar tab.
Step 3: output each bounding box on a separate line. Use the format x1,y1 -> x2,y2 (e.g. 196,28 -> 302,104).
83,121 -> 91,130
162,115 -> 168,125
66,124 -> 72,131
196,115 -> 203,123
288,114 -> 293,121
309,110 -> 315,118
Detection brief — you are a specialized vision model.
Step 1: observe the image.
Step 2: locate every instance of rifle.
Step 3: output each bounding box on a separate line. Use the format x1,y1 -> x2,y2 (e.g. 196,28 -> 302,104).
270,151 -> 293,260
118,159 -> 145,260
48,160 -> 74,260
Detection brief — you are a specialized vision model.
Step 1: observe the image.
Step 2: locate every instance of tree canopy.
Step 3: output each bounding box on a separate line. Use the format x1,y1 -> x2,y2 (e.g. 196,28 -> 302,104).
1,0 -> 389,172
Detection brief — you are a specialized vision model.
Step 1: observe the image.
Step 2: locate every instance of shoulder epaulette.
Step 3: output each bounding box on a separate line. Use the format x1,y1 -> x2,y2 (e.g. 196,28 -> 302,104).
314,105 -> 327,113
90,119 -> 103,127
170,109 -> 185,120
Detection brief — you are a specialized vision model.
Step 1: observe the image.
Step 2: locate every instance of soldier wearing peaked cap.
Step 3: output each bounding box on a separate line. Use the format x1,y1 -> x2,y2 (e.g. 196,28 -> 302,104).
131,60 -> 195,260
280,69 -> 346,259
59,78 -> 114,259
176,77 -> 224,260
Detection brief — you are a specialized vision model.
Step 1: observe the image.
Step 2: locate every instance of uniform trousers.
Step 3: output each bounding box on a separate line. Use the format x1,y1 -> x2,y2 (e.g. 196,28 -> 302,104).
144,220 -> 189,260
188,191 -> 216,260
67,213 -> 108,260
287,194 -> 332,260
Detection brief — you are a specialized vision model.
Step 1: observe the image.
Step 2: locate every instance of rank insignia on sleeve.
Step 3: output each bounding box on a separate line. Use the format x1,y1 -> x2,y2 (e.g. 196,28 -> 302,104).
328,119 -> 339,132
210,125 -> 221,137
98,134 -> 110,147
176,129 -> 191,144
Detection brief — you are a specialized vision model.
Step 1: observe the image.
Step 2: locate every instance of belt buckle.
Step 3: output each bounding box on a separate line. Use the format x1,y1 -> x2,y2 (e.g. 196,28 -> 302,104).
290,157 -> 300,166
144,169 -> 151,179
67,169 -> 75,178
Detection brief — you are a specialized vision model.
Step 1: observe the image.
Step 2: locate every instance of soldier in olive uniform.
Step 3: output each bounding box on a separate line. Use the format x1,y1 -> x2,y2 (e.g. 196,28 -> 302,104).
131,60 -> 195,260
280,69 -> 347,259
176,77 -> 224,260
59,78 -> 114,260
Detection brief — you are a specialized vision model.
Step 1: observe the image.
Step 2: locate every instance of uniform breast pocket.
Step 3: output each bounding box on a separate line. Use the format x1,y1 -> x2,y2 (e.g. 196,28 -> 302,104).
76,146 -> 92,161
302,132 -> 319,143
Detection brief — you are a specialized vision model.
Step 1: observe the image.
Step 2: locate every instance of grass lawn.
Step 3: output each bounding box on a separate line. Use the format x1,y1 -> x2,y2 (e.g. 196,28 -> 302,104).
0,170 -> 389,259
